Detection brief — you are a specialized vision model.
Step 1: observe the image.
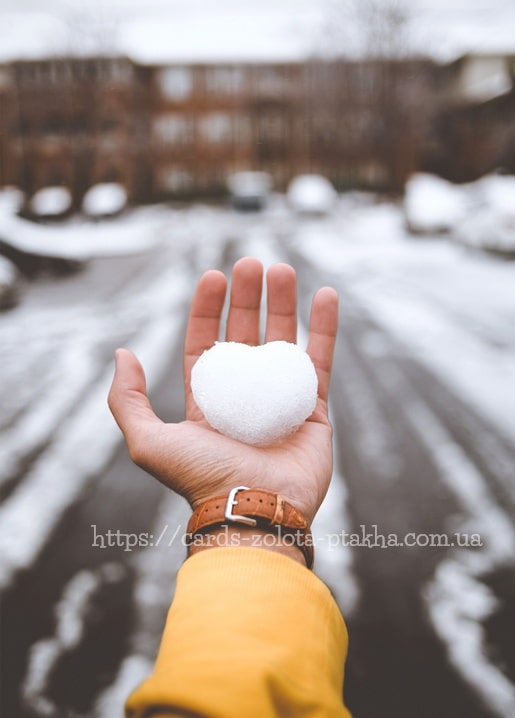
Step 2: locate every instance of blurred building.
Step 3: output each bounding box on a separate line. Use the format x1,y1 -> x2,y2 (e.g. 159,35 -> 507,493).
0,57 -> 143,212
0,52 -> 514,208
422,53 -> 515,182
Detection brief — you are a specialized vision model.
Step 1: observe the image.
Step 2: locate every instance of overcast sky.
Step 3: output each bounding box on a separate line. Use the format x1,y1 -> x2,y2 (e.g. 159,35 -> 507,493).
1,0 -> 514,63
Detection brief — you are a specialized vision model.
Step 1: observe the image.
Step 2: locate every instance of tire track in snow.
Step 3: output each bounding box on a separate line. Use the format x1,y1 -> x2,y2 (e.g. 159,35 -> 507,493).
340,301 -> 515,717
0,272 -> 190,592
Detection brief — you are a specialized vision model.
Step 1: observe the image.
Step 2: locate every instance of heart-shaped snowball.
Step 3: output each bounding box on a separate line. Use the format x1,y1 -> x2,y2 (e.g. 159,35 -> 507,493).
191,340 -> 318,445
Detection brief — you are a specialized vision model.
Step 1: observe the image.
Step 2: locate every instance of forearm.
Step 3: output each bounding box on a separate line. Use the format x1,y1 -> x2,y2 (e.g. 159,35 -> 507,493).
125,548 -> 351,718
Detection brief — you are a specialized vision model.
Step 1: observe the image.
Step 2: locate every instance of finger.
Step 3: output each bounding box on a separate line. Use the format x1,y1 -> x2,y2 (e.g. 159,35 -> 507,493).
264,263 -> 297,343
306,287 -> 339,404
108,348 -> 161,461
225,257 -> 263,344
184,269 -> 227,416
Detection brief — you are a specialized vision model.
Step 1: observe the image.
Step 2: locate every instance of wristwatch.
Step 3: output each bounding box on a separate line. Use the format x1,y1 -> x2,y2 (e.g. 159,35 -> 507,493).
186,486 -> 314,569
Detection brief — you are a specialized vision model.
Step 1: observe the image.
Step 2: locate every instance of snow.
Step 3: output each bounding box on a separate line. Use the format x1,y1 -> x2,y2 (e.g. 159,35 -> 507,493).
480,174 -> 515,212
0,187 -> 24,214
404,173 -> 469,234
295,197 -> 515,443
30,186 -> 72,218
0,206 -> 169,260
191,340 -> 318,445
0,257 -> 192,589
351,325 -> 515,716
455,174 -> 515,254
287,174 -> 337,215
409,399 -> 515,717
22,563 -> 127,715
82,183 -> 128,218
0,193 -> 513,713
0,255 -> 17,285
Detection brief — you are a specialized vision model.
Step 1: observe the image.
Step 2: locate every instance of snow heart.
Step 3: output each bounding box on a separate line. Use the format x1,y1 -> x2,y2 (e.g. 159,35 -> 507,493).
191,340 -> 318,446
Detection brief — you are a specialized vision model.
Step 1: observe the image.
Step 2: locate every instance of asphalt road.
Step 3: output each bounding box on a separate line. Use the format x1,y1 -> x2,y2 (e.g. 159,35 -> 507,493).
1,209 -> 514,718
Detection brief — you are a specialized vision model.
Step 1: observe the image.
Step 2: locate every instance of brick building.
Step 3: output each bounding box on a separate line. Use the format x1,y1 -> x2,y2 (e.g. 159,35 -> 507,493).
0,51 -> 514,208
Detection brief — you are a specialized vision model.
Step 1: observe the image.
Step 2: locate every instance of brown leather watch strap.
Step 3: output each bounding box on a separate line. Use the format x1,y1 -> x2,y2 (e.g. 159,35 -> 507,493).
186,486 -> 314,568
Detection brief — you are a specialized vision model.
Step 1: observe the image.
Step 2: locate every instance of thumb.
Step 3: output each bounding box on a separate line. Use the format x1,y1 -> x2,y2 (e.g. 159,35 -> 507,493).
108,348 -> 161,458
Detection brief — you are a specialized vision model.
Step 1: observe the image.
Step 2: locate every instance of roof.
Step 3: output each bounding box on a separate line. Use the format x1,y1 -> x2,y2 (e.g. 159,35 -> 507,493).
1,2 -> 515,66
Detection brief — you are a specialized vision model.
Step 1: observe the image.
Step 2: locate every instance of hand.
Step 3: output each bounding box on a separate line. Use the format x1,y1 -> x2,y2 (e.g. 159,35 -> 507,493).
108,257 -> 338,526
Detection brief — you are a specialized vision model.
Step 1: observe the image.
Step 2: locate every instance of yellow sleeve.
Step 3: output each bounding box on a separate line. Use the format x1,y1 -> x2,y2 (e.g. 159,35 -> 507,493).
125,547 -> 352,718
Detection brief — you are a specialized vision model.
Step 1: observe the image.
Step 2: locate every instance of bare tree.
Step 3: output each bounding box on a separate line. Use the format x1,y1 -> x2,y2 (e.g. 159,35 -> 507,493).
324,0 -> 413,59
62,2 -> 122,56
308,0 -> 425,191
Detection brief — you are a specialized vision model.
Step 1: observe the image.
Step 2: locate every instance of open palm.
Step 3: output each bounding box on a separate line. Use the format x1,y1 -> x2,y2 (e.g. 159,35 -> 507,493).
108,257 -> 338,525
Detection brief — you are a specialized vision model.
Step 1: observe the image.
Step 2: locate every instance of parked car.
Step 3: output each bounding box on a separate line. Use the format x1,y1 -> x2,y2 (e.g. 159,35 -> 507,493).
404,173 -> 468,235
227,172 -> 272,211
287,174 -> 337,215
82,182 -> 128,219
455,173 -> 515,257
0,255 -> 24,310
29,186 -> 72,221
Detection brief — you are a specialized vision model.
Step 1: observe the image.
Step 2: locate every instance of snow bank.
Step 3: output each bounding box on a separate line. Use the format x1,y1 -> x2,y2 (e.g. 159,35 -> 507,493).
82,183 -> 128,218
0,208 -> 168,260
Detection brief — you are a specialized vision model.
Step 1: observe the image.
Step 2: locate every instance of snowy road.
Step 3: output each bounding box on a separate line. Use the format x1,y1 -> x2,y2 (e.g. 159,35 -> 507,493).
0,197 -> 514,718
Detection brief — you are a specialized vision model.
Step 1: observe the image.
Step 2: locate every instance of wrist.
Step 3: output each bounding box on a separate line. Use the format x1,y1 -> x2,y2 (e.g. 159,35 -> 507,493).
187,524 -> 307,566
186,487 -> 314,568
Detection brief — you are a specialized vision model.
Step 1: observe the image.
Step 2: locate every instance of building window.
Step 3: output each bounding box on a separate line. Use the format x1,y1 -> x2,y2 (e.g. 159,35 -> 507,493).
159,67 -> 193,100
312,112 -> 336,144
254,67 -> 287,96
258,112 -> 286,143
101,116 -> 121,133
158,167 -> 194,192
154,114 -> 195,144
205,67 -> 244,95
199,113 -> 232,144
44,113 -> 64,135
342,110 -> 375,145
234,114 -> 251,145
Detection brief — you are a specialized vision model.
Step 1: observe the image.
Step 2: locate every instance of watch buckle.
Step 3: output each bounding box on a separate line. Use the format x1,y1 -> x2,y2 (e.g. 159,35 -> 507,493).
224,486 -> 257,527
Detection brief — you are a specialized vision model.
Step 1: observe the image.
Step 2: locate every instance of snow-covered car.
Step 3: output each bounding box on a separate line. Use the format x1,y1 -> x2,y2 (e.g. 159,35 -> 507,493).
82,182 -> 128,219
29,186 -> 72,221
0,254 -> 23,310
287,174 -> 337,215
455,173 -> 515,257
227,172 -> 272,211
404,173 -> 468,235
